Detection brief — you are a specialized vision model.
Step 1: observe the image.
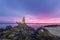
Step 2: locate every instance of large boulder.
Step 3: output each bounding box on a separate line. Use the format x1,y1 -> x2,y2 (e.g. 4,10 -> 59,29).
35,27 -> 60,40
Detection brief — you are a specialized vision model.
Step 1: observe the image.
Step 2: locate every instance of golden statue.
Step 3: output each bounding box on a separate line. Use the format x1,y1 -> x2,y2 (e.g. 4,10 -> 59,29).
21,17 -> 25,24
16,17 -> 25,24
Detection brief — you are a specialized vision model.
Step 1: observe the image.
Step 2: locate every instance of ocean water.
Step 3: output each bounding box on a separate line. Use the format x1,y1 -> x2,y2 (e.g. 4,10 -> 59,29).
0,23 -> 60,36
0,24 -> 18,28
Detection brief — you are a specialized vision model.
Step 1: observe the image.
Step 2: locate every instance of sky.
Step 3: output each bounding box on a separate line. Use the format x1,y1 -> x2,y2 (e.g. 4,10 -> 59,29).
0,0 -> 60,23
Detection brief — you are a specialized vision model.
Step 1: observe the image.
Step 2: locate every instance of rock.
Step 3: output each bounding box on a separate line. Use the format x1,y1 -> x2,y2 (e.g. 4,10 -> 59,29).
0,23 -> 60,40
35,27 -> 60,40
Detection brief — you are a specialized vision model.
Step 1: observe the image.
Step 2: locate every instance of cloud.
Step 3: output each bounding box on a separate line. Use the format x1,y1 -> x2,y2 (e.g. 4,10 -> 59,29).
0,0 -> 60,23
0,16 -> 21,23
23,0 -> 59,13
0,0 -> 60,16
0,15 -> 60,23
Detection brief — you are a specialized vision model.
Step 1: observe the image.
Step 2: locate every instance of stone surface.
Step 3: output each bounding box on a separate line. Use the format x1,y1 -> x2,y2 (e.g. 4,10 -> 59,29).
0,24 -> 60,40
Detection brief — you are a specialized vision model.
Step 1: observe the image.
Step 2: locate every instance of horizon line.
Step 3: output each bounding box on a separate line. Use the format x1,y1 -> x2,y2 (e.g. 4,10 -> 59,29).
0,23 -> 60,24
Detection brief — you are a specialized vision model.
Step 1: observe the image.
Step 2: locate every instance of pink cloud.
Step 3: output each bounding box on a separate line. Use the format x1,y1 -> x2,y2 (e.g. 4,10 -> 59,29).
0,16 -> 60,23
25,15 -> 60,23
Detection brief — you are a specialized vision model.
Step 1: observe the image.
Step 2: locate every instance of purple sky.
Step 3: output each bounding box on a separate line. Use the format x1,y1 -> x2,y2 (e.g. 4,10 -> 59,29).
0,0 -> 60,23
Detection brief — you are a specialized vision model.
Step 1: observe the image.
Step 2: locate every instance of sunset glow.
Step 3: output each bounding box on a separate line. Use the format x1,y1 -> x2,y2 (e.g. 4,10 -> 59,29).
0,0 -> 60,23
0,16 -> 60,23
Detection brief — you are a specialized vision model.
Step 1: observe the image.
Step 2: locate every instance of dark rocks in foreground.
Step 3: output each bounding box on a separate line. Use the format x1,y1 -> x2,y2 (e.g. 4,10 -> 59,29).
0,24 -> 60,40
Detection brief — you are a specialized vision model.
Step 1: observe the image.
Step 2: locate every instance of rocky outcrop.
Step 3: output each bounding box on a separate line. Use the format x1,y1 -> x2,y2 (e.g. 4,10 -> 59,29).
35,27 -> 60,40
0,24 -> 60,40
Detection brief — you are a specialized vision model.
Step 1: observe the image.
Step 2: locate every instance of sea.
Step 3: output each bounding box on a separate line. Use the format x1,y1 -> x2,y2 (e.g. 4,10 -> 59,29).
0,23 -> 60,36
